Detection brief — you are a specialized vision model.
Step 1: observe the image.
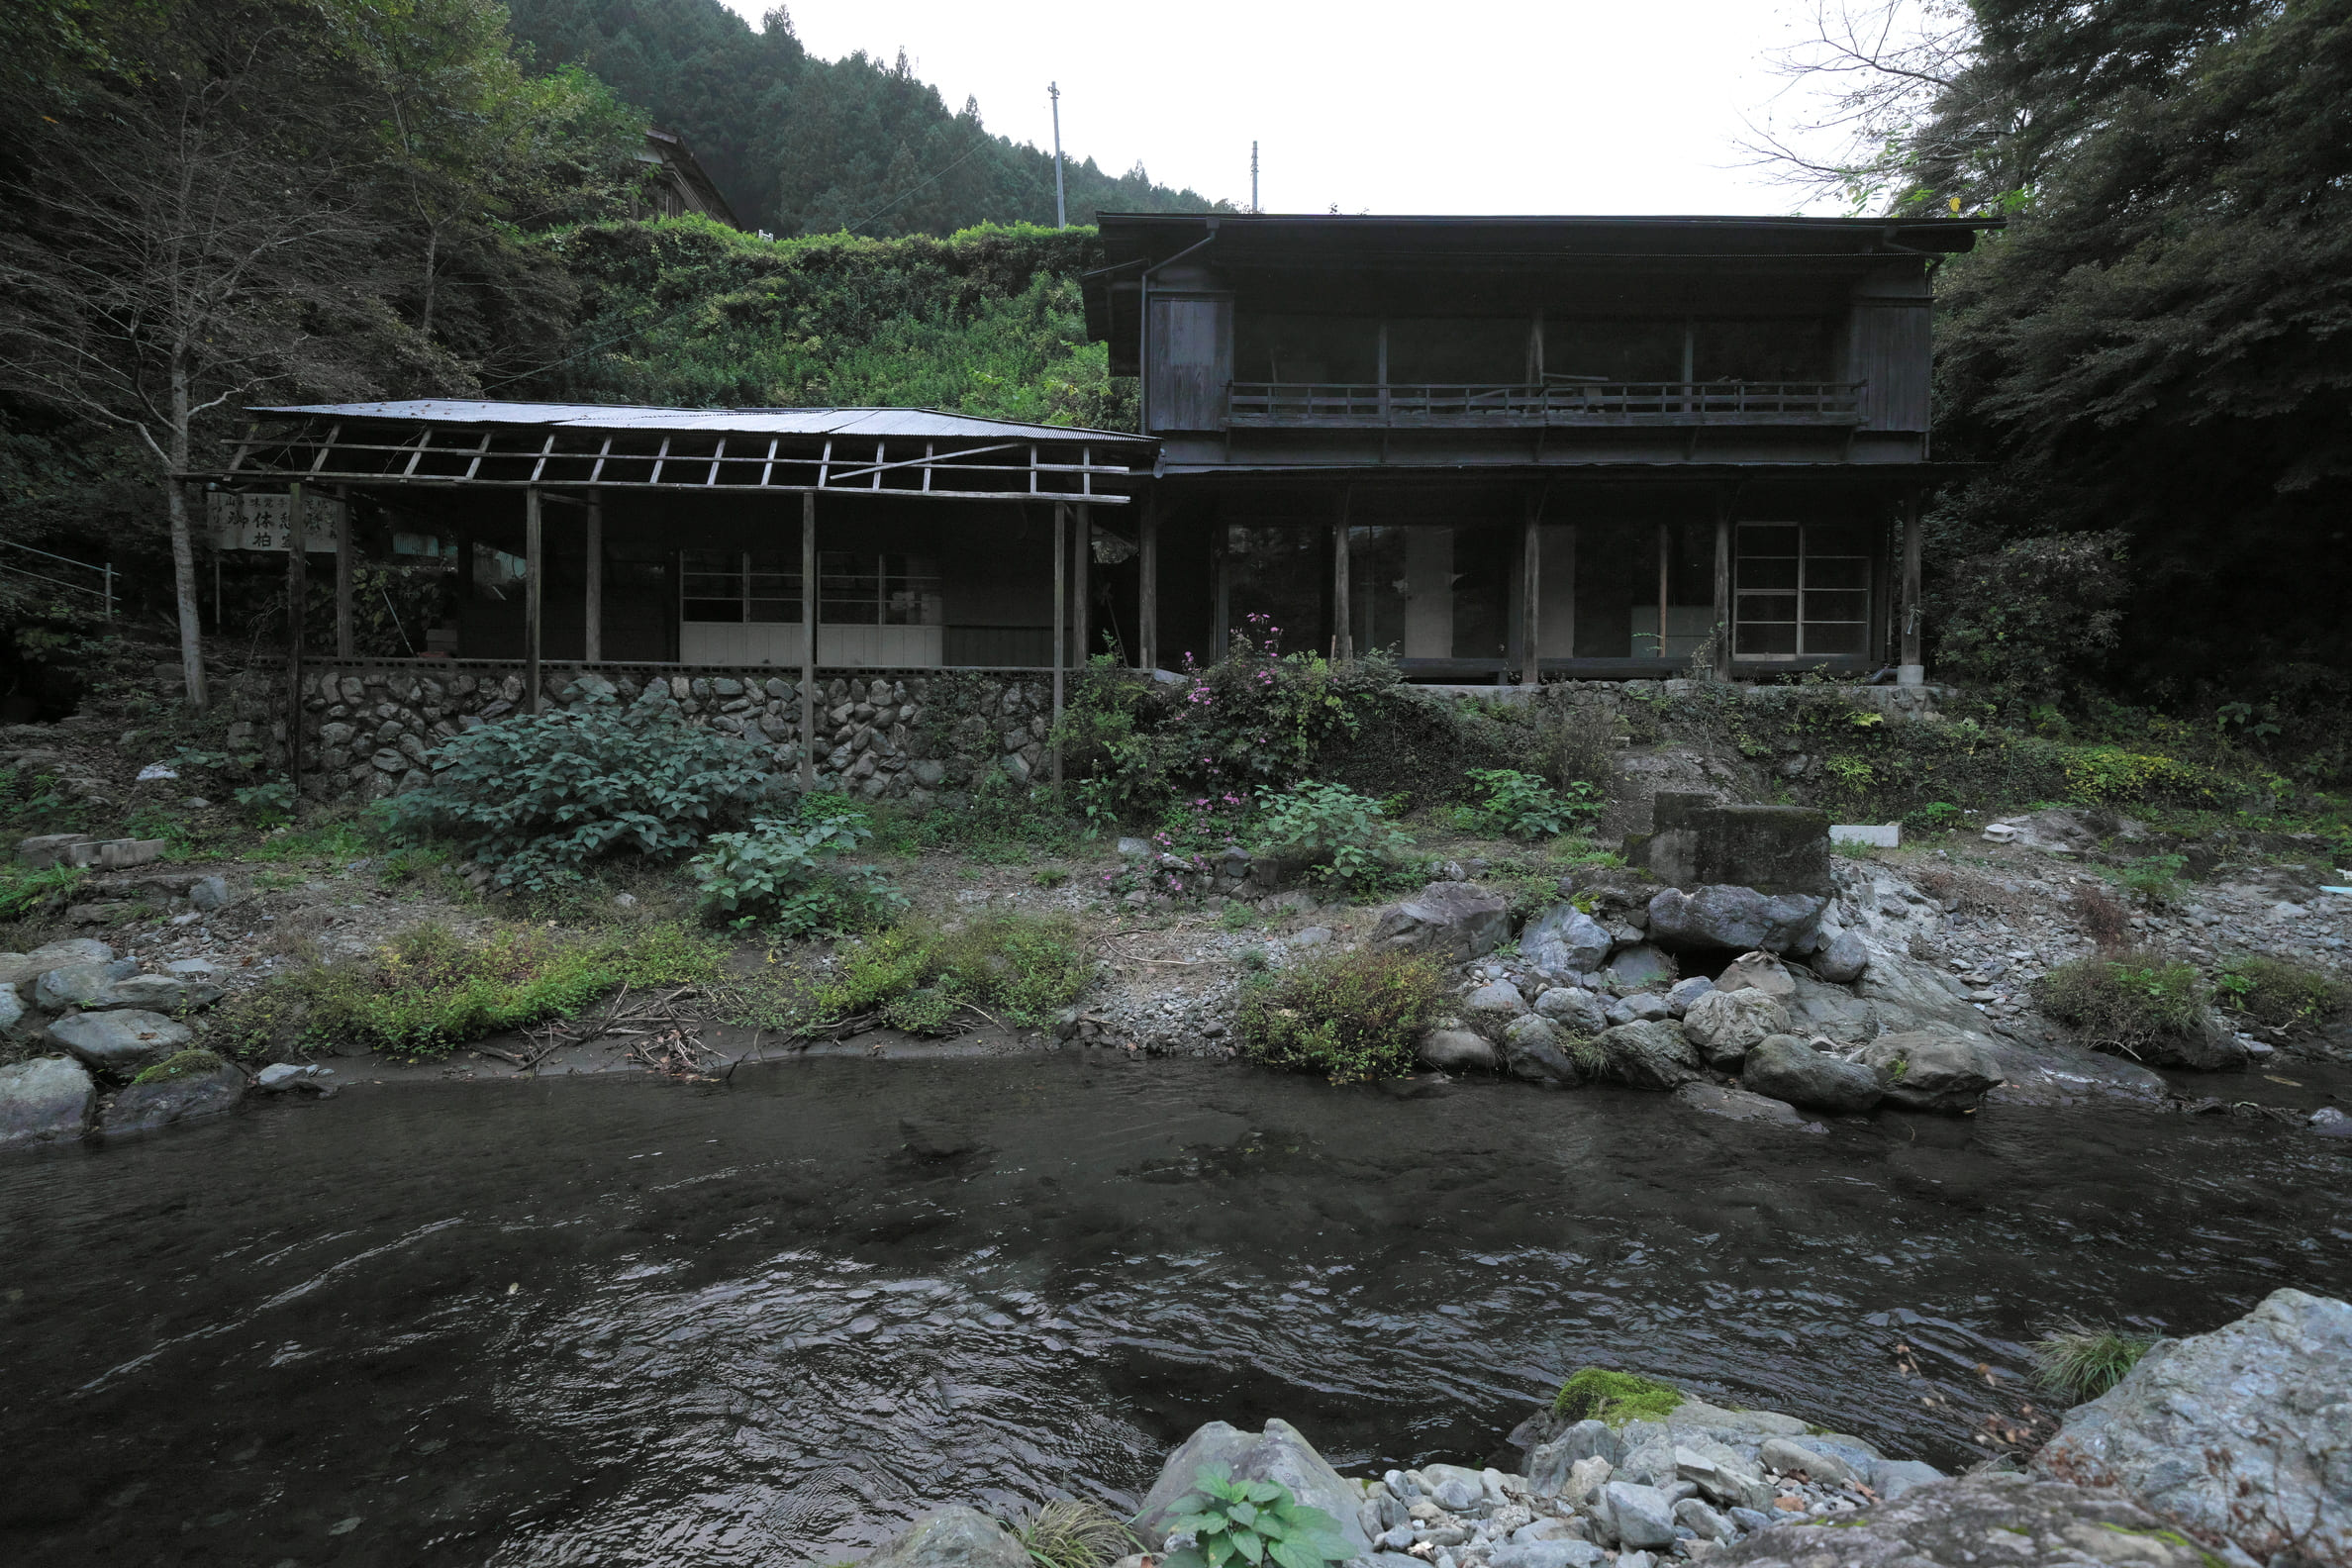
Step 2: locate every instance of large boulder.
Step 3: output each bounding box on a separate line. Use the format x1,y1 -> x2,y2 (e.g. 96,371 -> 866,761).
1419,1027 -> 1498,1072
1592,1020 -> 1702,1090
101,1055 -> 245,1136
1978,1037 -> 2168,1108
1624,793 -> 1831,897
1741,1035 -> 1883,1114
1370,882 -> 1510,964
1463,980 -> 1530,1034
1135,1421 -> 1369,1553
1533,987 -> 1609,1035
0,1056 -> 94,1148
1646,886 -> 1827,956
1672,1081 -> 1822,1132
100,973 -> 224,1013
49,1009 -> 192,1073
1707,1471 -> 2224,1567
1812,930 -> 1871,984
1851,950 -> 1993,1036
1606,943 -> 1677,988
2032,1287 -> 2352,1564
1680,988 -> 1792,1068
1524,904 -> 1613,979
0,937 -> 114,988
1856,1030 -> 2005,1113
32,958 -> 138,1011
1502,1015 -> 1580,1085
859,1508 -> 1029,1568
1714,950 -> 1796,998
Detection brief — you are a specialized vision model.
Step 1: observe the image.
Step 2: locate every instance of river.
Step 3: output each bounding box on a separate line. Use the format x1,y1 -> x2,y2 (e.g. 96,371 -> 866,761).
2,1053 -> 2347,1566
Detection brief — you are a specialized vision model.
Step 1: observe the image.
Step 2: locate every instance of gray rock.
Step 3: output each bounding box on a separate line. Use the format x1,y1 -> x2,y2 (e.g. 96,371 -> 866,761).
162,958 -> 220,978
1869,1459 -> 1945,1499
1705,1471 -> 2222,1567
1664,976 -> 1715,1018
1533,987 -> 1609,1034
1852,950 -> 1995,1036
1606,942 -> 1677,988
859,1508 -> 1029,1568
1647,885 -> 1827,955
1779,967 -> 1882,1046
1671,1436 -> 1773,1513
0,1056 -> 94,1147
1715,950 -> 1797,998
0,981 -> 22,1037
1742,1035 -> 1883,1115
1604,993 -> 1673,1026
35,962 -> 121,1011
1671,1081 -> 1823,1133
2312,1106 -> 2352,1135
1421,1028 -> 1499,1072
1371,882 -> 1511,964
96,974 -> 225,1013
1487,1542 -> 1606,1568
1672,1498 -> 1733,1544
1134,1420 -> 1370,1554
101,1061 -> 245,1135
1758,1436 -> 1859,1486
1502,1015 -> 1579,1085
1423,1463 -> 1485,1513
1599,1482 -> 1678,1550
49,1009 -> 191,1072
1679,988 -> 1792,1068
1118,836 -> 1152,860
255,1063 -> 334,1093
188,875 -> 233,911
2032,1286 -> 2352,1564
1464,980 -> 1530,1031
1857,1030 -> 2004,1112
1592,1020 -> 1701,1090
1524,904 -> 1613,978
1813,930 -> 1871,984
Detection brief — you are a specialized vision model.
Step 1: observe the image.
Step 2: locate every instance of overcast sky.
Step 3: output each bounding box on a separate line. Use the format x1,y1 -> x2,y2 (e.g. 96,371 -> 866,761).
723,0 -> 1861,216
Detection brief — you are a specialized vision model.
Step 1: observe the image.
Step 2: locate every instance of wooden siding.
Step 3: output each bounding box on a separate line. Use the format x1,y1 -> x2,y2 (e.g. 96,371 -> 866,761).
1851,299 -> 1932,432
1146,294 -> 1232,433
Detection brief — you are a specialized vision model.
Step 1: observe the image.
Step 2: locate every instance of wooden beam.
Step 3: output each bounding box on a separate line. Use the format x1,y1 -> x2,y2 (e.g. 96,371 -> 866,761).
1519,488 -> 1542,686
800,491 -> 817,790
1713,489 -> 1735,683
525,486 -> 543,714
1899,489 -> 1924,683
1138,494 -> 1159,672
1332,488 -> 1353,661
333,496 -> 353,658
286,480 -> 307,810
1655,519 -> 1671,665
1051,501 -> 1066,791
1560,517 -> 1577,661
584,495 -> 604,663
1073,501 -> 1091,666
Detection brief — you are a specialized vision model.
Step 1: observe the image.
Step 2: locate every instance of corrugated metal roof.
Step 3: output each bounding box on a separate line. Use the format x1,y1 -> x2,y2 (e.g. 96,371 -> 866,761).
252,401 -> 1153,445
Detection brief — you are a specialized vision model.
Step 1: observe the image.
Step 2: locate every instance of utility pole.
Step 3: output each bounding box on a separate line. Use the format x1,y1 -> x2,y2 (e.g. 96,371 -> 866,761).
1251,141 -> 1259,213
1049,82 -> 1066,228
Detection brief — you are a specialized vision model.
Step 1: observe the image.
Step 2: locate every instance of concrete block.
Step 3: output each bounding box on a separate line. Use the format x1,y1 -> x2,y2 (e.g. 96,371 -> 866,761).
1830,824 -> 1900,848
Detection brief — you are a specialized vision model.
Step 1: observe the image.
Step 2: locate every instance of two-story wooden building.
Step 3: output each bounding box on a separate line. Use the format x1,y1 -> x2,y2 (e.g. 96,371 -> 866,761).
1084,212 -> 1996,682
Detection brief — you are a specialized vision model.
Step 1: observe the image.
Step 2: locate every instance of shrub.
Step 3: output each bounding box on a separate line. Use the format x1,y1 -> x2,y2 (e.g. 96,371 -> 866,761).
1460,769 -> 1604,839
130,1048 -> 227,1086
2062,746 -> 2229,807
1252,781 -> 1416,894
2214,954 -> 2348,1033
2075,884 -> 2134,950
1551,1367 -> 1684,1426
386,702 -> 772,892
2033,955 -> 2211,1057
808,914 -> 1092,1034
692,815 -> 902,935
1008,1501 -> 1137,1568
1234,948 -> 1445,1083
1154,1468 -> 1351,1568
1932,531 -> 2129,709
2116,853 -> 2186,907
2029,1323 -> 2154,1404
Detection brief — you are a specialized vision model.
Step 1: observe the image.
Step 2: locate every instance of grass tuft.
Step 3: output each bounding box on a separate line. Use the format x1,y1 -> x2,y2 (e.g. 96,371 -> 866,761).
2032,955 -> 2209,1057
130,1047 -> 228,1086
1008,1500 -> 1138,1568
808,914 -> 1093,1034
1551,1367 -> 1684,1426
2214,953 -> 2348,1033
2029,1323 -> 2155,1404
1234,947 -> 1447,1084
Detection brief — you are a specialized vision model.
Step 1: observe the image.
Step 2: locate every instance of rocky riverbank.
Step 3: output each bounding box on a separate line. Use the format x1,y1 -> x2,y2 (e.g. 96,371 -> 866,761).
855,1289 -> 2350,1568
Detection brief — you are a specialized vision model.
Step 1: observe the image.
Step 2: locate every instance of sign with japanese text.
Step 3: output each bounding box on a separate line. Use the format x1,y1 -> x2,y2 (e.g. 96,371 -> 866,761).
205,491 -> 344,552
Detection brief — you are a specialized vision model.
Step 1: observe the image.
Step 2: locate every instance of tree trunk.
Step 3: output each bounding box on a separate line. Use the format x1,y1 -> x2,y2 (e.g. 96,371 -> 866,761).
167,354 -> 209,712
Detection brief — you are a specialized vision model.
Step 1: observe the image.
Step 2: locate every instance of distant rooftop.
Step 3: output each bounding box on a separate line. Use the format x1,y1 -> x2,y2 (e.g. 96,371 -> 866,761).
253,401 -> 1153,446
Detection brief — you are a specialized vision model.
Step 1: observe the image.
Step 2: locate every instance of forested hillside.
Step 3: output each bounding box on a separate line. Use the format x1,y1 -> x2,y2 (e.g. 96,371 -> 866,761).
507,0 -> 1230,236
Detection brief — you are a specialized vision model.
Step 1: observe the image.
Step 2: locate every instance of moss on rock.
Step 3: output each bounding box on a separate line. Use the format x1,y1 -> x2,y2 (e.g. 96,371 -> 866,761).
131,1047 -> 227,1086
1551,1367 -> 1684,1426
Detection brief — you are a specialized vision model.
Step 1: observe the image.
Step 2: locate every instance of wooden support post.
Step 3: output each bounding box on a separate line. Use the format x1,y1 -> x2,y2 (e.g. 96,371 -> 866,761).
1899,489 -> 1924,685
333,497 -> 353,658
1519,489 -> 1542,686
583,495 -> 604,664
525,486 -> 543,713
1332,489 -> 1353,661
1655,519 -> 1671,665
1073,502 -> 1091,665
285,481 -> 307,807
1713,490 -> 1734,683
799,492 -> 817,790
1051,502 -> 1067,791
1138,495 -> 1159,672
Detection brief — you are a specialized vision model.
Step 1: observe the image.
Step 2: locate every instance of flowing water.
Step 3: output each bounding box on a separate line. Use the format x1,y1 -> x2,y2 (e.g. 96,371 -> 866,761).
3,1054 -> 2349,1567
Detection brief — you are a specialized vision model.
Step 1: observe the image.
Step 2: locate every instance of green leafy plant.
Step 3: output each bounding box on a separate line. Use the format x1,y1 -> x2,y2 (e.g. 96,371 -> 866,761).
1155,1467 -> 1353,1568
234,778 -> 295,821
2116,853 -> 2187,907
1908,801 -> 1966,832
1252,780 -> 1416,894
692,814 -> 903,936
1551,1367 -> 1685,1426
1234,947 -> 1445,1083
2213,954 -> 2347,1033
2029,1323 -> 2155,1404
385,702 -> 772,892
0,861 -> 85,921
1010,1500 -> 1138,1568
1460,768 -> 1604,839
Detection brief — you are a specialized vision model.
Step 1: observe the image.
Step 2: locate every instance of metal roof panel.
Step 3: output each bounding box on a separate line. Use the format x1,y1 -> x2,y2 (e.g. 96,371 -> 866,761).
250,401 -> 1154,445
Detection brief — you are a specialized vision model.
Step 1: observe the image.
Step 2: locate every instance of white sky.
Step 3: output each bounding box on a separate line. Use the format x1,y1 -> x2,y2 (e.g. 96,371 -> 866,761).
723,0 -> 1855,216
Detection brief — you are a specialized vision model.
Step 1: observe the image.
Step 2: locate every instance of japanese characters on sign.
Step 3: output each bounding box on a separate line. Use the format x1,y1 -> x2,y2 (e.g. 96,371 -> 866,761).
205,491 -> 344,552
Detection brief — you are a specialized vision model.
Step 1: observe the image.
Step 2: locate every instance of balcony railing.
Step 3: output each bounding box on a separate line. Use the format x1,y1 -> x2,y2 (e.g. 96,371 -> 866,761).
1225,380 -> 1865,429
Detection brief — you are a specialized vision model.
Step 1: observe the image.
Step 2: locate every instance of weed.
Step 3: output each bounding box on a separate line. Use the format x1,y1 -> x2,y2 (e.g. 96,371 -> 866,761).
1153,1467 -> 1351,1568
242,819 -> 377,865
2029,1323 -> 2154,1404
2117,853 -> 2187,907
0,862 -> 85,921
1546,836 -> 1623,869
1218,902 -> 1264,932
2033,956 -> 2210,1057
808,914 -> 1092,1034
692,814 -> 903,936
2213,954 -> 2348,1032
1234,947 -> 1445,1083
1031,867 -> 1069,890
1833,838 -> 1879,860
1253,781 -> 1417,894
1238,947 -> 1268,973
1007,1500 -> 1137,1568
1909,801 -> 1967,832
2075,884 -> 2134,949
1459,769 -> 1605,840
130,1048 -> 227,1086
1551,1367 -> 1684,1426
